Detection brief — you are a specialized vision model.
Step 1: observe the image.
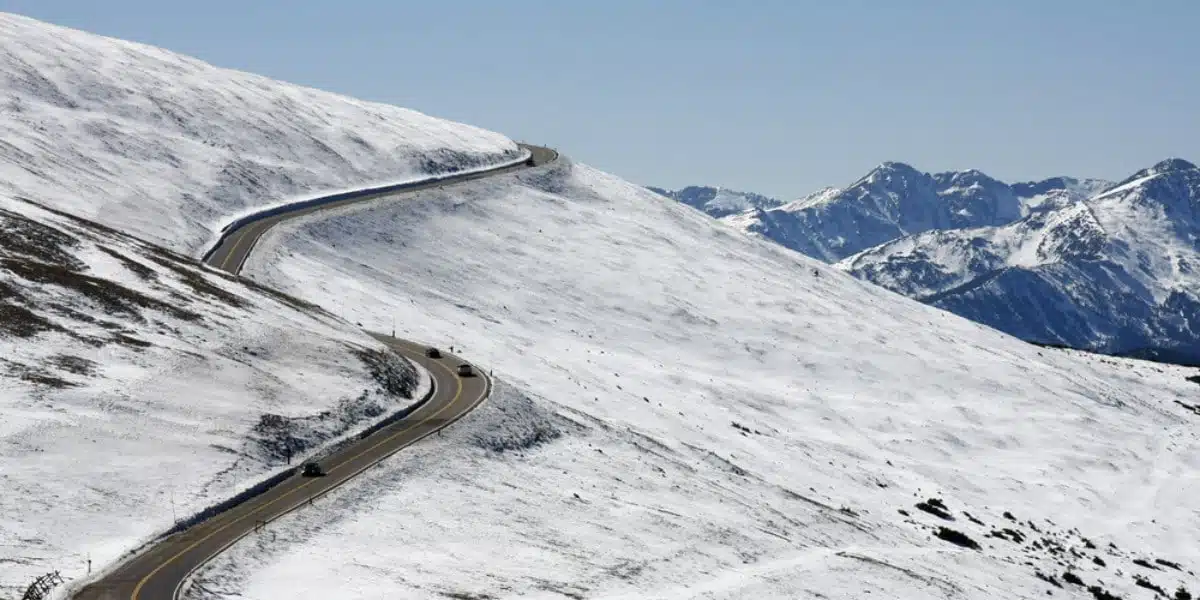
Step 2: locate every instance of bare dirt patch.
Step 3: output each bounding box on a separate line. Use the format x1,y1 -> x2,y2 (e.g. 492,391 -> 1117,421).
0,302 -> 67,338
47,354 -> 97,376
1,257 -> 200,322
0,206 -> 83,269
96,245 -> 157,281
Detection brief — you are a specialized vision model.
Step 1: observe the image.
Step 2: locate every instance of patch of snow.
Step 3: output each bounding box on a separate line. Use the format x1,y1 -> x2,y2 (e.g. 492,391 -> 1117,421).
1092,174 -> 1160,201
777,186 -> 842,212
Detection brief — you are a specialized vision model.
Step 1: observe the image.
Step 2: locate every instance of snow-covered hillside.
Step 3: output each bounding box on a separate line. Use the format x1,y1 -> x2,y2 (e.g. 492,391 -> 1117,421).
719,164 -> 1110,263
0,194 -> 428,598
0,12 -> 519,255
841,159 -> 1200,364
191,157 -> 1200,599
647,185 -> 784,218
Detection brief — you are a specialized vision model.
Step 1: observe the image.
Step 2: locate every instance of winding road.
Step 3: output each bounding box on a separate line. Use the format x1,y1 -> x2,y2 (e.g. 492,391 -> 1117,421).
75,143 -> 557,600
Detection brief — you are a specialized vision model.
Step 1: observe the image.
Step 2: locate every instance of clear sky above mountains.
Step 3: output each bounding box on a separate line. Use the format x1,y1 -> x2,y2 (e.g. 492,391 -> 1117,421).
7,0 -> 1198,199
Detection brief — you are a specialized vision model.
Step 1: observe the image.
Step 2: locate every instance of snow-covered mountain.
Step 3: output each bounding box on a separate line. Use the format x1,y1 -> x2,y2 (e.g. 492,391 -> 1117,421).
0,12 -> 485,594
718,164 -> 1110,263
675,161 -> 1197,362
3,11 -> 1199,600
203,157 -> 1200,600
0,12 -> 519,255
647,185 -> 784,217
841,158 -> 1200,363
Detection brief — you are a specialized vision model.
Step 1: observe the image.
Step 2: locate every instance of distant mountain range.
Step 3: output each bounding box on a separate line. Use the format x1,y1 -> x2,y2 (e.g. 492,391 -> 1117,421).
650,160 -> 1200,364
645,185 -> 784,218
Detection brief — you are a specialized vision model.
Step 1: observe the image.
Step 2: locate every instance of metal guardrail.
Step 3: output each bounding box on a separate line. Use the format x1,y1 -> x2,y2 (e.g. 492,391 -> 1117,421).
201,148 -> 533,263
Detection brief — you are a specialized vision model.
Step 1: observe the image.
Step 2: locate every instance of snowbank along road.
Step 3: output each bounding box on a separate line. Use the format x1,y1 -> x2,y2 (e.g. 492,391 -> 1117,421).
72,143 -> 557,600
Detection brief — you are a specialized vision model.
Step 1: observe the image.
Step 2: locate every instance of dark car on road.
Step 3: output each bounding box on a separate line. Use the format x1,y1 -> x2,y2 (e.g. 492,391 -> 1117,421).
456,363 -> 474,377
300,462 -> 325,477
425,347 -> 442,359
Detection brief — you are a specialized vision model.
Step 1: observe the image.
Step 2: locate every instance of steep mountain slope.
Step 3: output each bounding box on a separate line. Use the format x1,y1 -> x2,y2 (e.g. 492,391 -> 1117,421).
0,195 -> 427,598
181,158 -> 1200,600
719,164 -> 1110,262
647,185 -> 784,218
841,159 -> 1200,363
0,12 -> 519,255
2,10 -> 1196,600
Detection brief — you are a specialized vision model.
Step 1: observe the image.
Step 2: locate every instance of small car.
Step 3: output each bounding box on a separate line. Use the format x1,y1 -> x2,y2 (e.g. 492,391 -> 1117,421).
299,462 -> 325,477
425,347 -> 442,359
456,363 -> 474,377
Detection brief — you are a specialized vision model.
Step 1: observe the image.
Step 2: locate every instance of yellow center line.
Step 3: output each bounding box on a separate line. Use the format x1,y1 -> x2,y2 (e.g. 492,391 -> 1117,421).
216,229 -> 245,271
130,357 -> 466,600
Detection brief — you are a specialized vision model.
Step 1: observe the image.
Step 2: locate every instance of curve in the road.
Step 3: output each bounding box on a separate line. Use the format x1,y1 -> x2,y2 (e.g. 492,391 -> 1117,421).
206,143 -> 558,274
75,143 -> 556,600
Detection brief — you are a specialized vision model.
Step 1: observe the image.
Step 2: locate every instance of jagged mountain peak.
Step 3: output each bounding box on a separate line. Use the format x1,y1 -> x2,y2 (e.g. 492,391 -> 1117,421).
933,168 -> 1006,188
1108,157 -> 1199,191
846,163 -> 938,213
877,160 -> 921,172
1150,157 -> 1197,173
1012,176 -> 1082,197
857,161 -> 927,185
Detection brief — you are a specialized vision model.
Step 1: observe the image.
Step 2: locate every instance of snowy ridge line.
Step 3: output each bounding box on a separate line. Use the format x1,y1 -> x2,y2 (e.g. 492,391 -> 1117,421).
199,147 -> 533,262
174,362 -> 493,600
53,367 -> 439,600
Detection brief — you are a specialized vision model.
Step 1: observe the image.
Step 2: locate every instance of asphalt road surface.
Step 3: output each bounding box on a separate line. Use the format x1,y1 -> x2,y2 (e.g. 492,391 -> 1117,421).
74,144 -> 555,600
206,143 -> 558,274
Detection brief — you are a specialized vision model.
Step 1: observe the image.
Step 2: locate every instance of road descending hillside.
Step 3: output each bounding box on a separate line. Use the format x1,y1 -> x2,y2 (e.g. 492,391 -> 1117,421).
0,12 -> 527,599
70,146 -> 557,600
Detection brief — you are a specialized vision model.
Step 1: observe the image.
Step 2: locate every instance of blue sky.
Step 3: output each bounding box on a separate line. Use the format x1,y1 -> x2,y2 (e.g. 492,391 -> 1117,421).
5,1 -> 1198,198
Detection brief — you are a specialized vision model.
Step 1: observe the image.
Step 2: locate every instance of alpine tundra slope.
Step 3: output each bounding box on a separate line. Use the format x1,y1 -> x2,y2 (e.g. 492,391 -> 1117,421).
72,146 -> 557,600
0,11 -> 525,255
196,156 -> 1200,600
